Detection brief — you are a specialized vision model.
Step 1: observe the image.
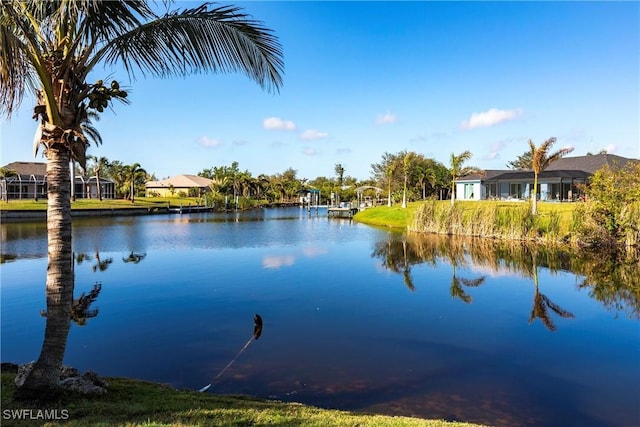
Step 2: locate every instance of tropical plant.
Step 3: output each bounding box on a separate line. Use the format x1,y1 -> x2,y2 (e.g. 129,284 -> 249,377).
87,156 -> 110,200
506,150 -> 534,170
124,163 -> 147,203
0,166 -> 18,202
401,152 -> 414,208
383,162 -> 396,207
576,161 -> 640,250
529,138 -> 574,214
448,151 -> 482,205
1,0 -> 283,399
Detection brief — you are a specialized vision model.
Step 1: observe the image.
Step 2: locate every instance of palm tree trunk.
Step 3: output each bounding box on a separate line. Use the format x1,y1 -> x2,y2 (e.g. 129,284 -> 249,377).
95,170 -> 102,201
532,174 -> 538,215
402,175 -> 407,208
450,179 -> 455,205
15,147 -> 74,400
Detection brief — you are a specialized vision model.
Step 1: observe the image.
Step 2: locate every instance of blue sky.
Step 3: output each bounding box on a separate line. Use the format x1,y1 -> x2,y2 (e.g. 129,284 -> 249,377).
2,1 -> 639,181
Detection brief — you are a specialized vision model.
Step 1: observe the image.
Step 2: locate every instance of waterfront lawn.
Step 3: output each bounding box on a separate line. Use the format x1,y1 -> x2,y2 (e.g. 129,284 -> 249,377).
0,197 -> 202,211
352,202 -> 417,229
0,373 -> 483,427
355,200 -> 576,234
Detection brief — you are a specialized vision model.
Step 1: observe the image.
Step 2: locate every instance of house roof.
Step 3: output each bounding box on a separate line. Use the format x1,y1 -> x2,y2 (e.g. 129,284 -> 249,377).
3,161 -> 113,183
489,170 -> 592,181
459,153 -> 637,182
3,161 -> 47,177
545,153 -> 636,173
146,174 -> 212,188
460,169 -> 504,181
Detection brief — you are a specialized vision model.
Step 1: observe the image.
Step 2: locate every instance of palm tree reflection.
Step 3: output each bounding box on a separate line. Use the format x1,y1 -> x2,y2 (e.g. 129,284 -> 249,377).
41,283 -> 102,326
449,263 -> 486,304
528,252 -> 574,331
122,251 -> 146,264
372,233 -> 418,292
93,251 -> 113,272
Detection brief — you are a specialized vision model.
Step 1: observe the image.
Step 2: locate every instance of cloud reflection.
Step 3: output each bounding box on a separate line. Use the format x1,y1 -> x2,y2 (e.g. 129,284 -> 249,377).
262,255 -> 296,269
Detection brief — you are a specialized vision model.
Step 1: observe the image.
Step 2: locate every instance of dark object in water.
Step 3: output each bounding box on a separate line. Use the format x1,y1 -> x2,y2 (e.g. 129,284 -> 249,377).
253,314 -> 263,339
198,313 -> 264,392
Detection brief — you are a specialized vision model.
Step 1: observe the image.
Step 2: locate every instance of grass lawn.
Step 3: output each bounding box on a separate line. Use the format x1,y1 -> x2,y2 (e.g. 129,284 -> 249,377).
1,373 -> 484,427
355,200 -> 576,234
0,197 -> 202,211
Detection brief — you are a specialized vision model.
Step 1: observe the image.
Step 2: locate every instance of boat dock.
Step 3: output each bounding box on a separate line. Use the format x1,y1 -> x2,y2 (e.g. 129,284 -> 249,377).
327,206 -> 358,218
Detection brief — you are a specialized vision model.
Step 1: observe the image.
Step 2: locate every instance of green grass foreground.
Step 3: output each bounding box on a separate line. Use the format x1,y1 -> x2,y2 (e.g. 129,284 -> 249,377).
1,373 -> 484,427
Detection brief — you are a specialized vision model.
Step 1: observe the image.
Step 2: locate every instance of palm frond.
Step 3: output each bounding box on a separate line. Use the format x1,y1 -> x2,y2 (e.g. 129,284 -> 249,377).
460,276 -> 486,287
98,4 -> 283,92
0,4 -> 39,117
542,294 -> 575,319
529,292 -> 556,331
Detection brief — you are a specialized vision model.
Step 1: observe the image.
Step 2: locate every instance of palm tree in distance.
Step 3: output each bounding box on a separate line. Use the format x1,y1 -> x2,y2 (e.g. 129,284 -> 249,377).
88,156 -> 110,201
334,163 -> 345,205
401,152 -> 414,208
0,167 -> 18,202
1,1 -> 283,399
125,163 -> 147,203
386,162 -> 396,207
449,151 -> 482,205
529,138 -> 574,214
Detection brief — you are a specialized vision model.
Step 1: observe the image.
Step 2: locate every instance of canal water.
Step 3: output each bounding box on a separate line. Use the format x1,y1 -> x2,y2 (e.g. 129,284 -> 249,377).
1,208 -> 639,427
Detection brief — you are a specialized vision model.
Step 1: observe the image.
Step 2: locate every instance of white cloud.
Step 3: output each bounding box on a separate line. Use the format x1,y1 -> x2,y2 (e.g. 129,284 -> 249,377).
603,143 -> 618,153
232,139 -> 248,146
303,147 -> 318,156
460,108 -> 523,130
300,129 -> 329,140
376,111 -> 398,125
198,136 -> 222,148
263,117 -> 296,131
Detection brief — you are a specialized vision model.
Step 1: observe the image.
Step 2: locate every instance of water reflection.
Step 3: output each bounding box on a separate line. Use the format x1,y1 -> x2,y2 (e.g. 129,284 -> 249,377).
70,283 -> 102,326
39,282 -> 102,327
122,252 -> 146,264
529,253 -> 574,331
373,233 -> 639,321
450,263 -> 486,304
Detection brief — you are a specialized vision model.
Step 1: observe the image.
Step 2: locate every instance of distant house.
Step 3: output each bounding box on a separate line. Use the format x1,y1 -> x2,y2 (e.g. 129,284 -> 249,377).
456,153 -> 637,202
1,161 -> 115,200
145,174 -> 212,197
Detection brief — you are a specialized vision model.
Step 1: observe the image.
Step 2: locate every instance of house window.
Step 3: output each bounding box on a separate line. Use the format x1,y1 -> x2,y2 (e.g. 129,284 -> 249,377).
484,182 -> 498,199
509,183 -> 522,199
464,184 -> 474,199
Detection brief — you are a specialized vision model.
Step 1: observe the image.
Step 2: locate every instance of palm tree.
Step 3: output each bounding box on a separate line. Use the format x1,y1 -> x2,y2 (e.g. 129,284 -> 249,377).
1,1 -> 283,399
449,151 -> 482,206
415,165 -> 436,200
529,138 -> 574,214
87,156 -> 110,201
334,163 -> 345,205
386,162 -> 396,207
0,167 -> 18,202
125,162 -> 147,203
401,152 -> 413,208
